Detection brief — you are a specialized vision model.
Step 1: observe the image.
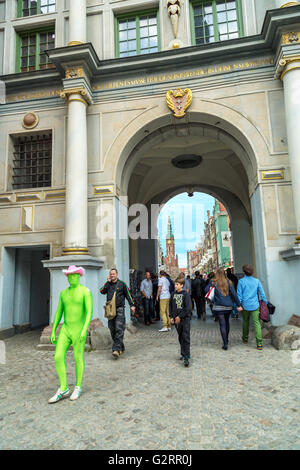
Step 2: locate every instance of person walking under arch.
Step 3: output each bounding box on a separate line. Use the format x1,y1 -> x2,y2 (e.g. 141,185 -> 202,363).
100,268 -> 135,359
211,268 -> 242,350
226,267 -> 239,319
156,271 -> 171,332
170,277 -> 192,367
192,271 -> 206,320
237,264 -> 268,350
140,270 -> 154,326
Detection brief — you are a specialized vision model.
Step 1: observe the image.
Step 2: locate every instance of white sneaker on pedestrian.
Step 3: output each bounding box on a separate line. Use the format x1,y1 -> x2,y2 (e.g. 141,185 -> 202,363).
70,386 -> 81,401
159,327 -> 169,332
48,388 -> 70,404
168,328 -> 171,331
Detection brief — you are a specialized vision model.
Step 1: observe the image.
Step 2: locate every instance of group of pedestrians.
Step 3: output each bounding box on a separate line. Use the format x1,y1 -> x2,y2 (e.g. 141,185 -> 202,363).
100,264 -> 269,368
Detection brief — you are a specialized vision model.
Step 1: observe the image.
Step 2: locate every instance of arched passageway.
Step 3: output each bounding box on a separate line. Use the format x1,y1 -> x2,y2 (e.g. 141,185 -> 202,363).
117,119 -> 261,278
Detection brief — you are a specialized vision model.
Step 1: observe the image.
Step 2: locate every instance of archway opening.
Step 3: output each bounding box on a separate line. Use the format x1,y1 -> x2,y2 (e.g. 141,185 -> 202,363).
121,120 -> 255,279
157,192 -> 234,278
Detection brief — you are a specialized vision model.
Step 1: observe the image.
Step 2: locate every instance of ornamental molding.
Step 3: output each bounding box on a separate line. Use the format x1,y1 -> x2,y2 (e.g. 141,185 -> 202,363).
166,88 -> 192,118
167,0 -> 182,39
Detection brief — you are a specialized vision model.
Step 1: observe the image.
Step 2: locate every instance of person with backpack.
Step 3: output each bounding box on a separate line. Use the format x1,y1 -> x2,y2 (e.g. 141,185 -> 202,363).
211,268 -> 242,350
237,264 -> 268,351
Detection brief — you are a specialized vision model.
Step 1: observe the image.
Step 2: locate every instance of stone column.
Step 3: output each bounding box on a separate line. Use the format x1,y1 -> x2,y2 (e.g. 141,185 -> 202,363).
280,56 -> 300,244
276,1 -> 299,7
60,87 -> 90,255
68,0 -> 86,46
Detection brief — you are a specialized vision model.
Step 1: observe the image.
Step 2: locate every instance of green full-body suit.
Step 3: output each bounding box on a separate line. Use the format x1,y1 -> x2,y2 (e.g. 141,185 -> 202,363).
50,274 -> 93,391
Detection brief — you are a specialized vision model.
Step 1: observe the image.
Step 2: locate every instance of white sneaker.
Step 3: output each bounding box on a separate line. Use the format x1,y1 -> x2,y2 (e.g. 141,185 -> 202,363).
70,386 -> 81,401
48,388 -> 70,404
159,327 -> 169,332
168,328 -> 171,331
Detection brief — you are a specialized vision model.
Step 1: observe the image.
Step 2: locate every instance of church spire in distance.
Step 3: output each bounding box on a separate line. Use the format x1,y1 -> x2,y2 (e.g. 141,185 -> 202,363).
167,215 -> 174,239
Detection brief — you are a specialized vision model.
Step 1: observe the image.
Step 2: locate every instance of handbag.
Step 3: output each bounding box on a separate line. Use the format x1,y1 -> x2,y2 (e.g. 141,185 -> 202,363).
259,300 -> 270,322
205,286 -> 215,302
104,291 -> 117,320
267,302 -> 276,315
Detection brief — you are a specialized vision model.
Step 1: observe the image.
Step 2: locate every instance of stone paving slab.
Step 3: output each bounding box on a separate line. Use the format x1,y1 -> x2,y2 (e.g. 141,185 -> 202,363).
0,315 -> 299,450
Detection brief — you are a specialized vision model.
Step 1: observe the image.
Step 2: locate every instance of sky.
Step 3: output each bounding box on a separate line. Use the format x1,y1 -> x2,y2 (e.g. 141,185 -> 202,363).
158,192 -> 216,268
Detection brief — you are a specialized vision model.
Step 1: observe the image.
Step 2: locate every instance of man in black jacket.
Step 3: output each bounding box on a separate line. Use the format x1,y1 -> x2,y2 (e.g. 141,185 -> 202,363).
100,268 -> 135,359
170,278 -> 192,367
192,271 -> 206,320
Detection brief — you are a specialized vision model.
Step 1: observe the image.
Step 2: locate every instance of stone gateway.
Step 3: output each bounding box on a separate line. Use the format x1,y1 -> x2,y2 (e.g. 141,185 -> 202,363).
0,1 -> 300,338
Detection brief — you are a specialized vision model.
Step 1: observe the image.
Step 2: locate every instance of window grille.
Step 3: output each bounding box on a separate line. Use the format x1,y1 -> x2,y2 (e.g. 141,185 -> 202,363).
12,133 -> 52,190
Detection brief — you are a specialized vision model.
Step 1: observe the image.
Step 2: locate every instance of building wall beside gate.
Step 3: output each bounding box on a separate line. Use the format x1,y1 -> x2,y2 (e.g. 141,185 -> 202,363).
0,1 -> 300,332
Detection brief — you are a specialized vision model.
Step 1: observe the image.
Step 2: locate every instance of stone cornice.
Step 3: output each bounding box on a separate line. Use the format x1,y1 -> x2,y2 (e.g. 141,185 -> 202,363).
0,5 -> 299,91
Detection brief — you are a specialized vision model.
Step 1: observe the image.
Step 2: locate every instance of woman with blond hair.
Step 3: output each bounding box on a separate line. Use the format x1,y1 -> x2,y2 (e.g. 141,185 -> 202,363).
211,268 -> 243,350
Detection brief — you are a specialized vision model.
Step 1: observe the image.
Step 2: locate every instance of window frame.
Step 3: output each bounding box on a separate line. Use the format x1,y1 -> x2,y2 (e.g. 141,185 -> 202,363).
189,0 -> 244,46
15,26 -> 55,73
17,0 -> 56,18
114,8 -> 161,58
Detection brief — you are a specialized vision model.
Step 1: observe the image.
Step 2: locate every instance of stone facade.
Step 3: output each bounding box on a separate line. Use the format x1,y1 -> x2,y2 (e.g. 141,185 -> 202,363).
0,1 -> 300,335
187,201 -> 233,275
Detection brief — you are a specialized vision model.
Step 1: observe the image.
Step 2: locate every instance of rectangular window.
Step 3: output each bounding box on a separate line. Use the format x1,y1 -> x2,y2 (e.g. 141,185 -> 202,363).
12,133 -> 52,190
0,1 -> 5,21
16,29 -> 55,72
116,10 -> 160,58
191,0 -> 243,46
18,0 -> 56,17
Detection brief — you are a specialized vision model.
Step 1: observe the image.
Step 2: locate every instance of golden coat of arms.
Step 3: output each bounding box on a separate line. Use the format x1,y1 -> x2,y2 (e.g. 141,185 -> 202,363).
166,88 -> 192,118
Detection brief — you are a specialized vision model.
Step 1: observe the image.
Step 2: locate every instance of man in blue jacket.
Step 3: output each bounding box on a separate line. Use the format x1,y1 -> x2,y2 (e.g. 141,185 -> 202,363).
237,264 -> 268,350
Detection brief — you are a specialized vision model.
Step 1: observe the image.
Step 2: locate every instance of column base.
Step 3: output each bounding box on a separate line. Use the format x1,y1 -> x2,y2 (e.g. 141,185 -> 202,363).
42,254 -> 106,325
62,247 -> 90,256
295,235 -> 300,245
67,41 -> 84,46
280,246 -> 300,260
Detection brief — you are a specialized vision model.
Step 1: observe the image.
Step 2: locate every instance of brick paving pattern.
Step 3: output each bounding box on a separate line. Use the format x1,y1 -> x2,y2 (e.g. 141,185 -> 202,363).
0,313 -> 299,450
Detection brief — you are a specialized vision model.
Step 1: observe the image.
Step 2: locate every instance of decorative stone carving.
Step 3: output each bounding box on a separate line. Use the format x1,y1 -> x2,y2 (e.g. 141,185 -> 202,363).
167,0 -> 182,39
282,31 -> 300,44
22,112 -> 39,129
65,67 -> 84,79
166,88 -> 192,118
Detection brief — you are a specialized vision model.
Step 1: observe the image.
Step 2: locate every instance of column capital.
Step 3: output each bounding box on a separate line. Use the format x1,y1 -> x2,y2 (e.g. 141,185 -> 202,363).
60,87 -> 92,106
60,73 -> 93,105
275,31 -> 300,79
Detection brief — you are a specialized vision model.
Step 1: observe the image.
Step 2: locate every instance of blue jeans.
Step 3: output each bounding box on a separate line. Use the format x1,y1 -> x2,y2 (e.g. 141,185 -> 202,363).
143,298 -> 154,324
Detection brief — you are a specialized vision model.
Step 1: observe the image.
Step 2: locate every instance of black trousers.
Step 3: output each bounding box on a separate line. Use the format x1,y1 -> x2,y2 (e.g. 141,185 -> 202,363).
175,316 -> 191,358
154,299 -> 160,320
195,296 -> 205,318
108,306 -> 126,352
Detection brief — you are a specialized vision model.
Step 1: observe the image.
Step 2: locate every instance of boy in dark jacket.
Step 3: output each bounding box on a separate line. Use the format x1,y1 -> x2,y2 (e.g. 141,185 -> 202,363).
170,278 -> 192,367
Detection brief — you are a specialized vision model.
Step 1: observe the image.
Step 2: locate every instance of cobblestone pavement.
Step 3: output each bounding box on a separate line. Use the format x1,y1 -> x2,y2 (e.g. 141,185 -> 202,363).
0,311 -> 299,450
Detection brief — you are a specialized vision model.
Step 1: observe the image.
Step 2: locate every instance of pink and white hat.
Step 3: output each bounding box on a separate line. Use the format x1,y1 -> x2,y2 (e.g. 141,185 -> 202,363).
62,265 -> 85,277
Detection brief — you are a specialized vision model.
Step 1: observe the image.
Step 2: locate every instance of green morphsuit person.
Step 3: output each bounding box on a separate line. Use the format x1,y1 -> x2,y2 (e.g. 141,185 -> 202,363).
48,265 -> 93,404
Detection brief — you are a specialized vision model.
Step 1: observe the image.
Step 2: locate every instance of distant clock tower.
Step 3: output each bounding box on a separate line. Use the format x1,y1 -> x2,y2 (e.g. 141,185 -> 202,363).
164,216 -> 180,279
